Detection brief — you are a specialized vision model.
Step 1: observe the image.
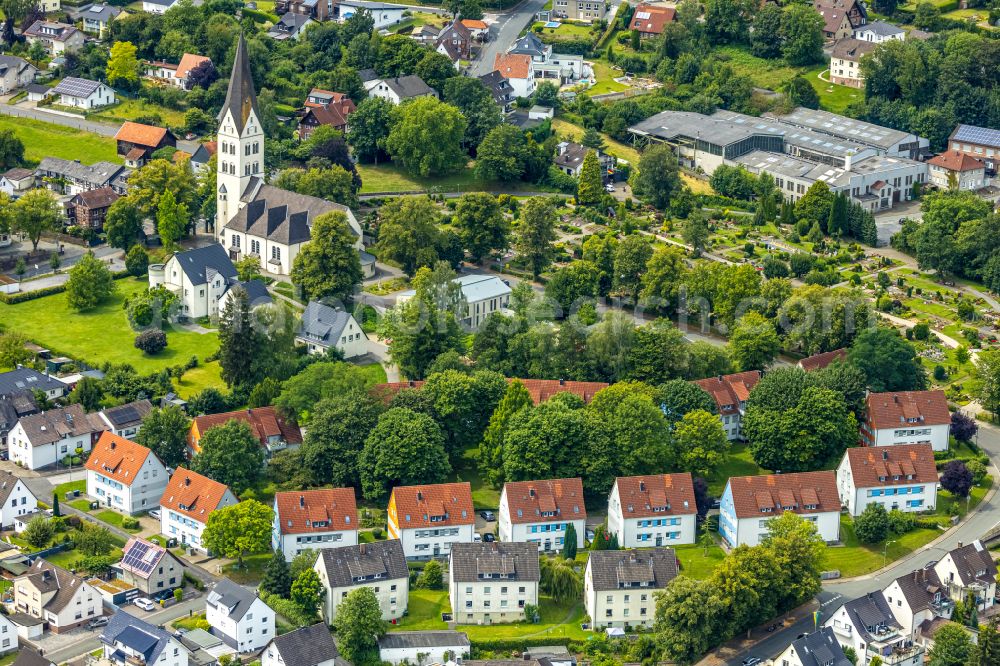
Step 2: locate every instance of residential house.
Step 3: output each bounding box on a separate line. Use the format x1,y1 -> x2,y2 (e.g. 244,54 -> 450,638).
814,0 -> 868,40
206,579 -> 274,653
143,53 -> 212,90
773,627 -> 853,666
934,541 -> 997,613
115,121 -> 177,168
798,348 -> 847,372
296,301 -> 369,359
68,187 -> 120,230
584,549 -> 677,629
0,614 -> 15,655
387,482 -> 476,559
148,244 -> 239,320
11,559 -> 101,633
861,390 -> 951,451
412,24 -> 442,45
478,70 -> 515,113
629,4 -> 675,38
927,151 -> 987,190
461,19 -> 489,39
825,591 -> 923,666
99,611 -> 189,666
0,390 -> 38,449
883,568 -> 954,641
272,488 -> 358,561
379,631 -> 471,665
189,141 -> 216,174
0,469 -> 39,530
507,32 -> 585,82
36,157 -> 128,196
0,55 -> 37,94
553,0 -> 606,21
314,540 -> 409,623
188,406 -> 303,458
436,20 -> 474,60
8,404 -> 105,470
837,444 -> 938,517
719,471 -> 841,547
297,89 -> 356,140
607,473 -> 697,548
948,124 -> 1000,175
216,279 -> 272,312
50,77 -> 115,109
448,542 -> 540,625
159,468 -> 238,553
374,378 -> 609,405
23,21 -> 84,55
829,38 -> 877,88
693,370 -> 761,440
554,141 -> 615,178
142,0 -> 183,13
396,274 -> 512,330
115,537 -> 185,596
275,0 -> 328,20
85,432 -> 169,515
0,168 -> 36,199
77,3 -> 121,37
336,0 -> 407,28
12,649 -> 53,666
262,622 -> 345,666
365,75 -> 438,104
267,12 -> 314,40
854,20 -> 905,42
498,478 -> 586,552
0,368 -> 67,401
97,399 -> 153,439
492,53 -> 535,98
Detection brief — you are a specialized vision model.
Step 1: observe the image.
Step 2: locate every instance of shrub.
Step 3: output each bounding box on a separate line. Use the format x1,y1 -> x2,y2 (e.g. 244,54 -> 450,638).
887,509 -> 916,535
966,459 -> 987,484
854,503 -> 889,544
912,323 -> 930,340
416,559 -> 444,589
940,460 -> 974,498
135,330 -> 167,354
122,517 -> 140,530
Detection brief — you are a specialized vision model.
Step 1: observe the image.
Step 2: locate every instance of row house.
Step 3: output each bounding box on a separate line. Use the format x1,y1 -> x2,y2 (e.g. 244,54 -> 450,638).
272,488 -> 358,561
825,591 -> 923,666
206,578 -> 274,653
11,559 -> 101,633
837,444 -> 938,517
116,537 -> 185,597
719,471 -> 841,547
607,473 -> 697,548
8,404 -> 106,470
0,469 -> 39,530
387,482 -> 476,559
36,157 -> 129,196
861,390 -> 951,451
693,370 -> 761,440
315,540 -> 409,624
188,405 -> 303,458
448,542 -> 539,624
584,549 -> 677,630
85,432 -> 169,515
498,477 -> 586,552
159,468 -> 238,554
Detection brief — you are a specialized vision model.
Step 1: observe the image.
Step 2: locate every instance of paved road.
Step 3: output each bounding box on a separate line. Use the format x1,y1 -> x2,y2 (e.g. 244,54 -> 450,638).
468,0 -> 549,77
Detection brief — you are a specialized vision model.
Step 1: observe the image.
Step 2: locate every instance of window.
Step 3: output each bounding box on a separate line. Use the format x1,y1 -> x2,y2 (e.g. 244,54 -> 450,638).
272,246 -> 281,261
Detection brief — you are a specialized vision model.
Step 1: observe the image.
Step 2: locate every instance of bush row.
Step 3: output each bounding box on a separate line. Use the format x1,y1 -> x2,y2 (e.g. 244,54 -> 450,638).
470,637 -> 572,655
0,270 -> 131,304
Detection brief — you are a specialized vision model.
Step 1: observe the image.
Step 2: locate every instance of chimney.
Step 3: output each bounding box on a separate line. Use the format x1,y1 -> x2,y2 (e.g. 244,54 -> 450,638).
110,440 -> 116,450
184,477 -> 191,486
408,380 -> 415,388
417,491 -> 423,501
958,541 -> 963,548
845,151 -> 853,171
718,375 -> 723,381
639,481 -> 645,491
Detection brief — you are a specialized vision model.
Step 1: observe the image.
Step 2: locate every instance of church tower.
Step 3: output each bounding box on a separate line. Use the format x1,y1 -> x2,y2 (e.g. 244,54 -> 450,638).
216,34 -> 264,230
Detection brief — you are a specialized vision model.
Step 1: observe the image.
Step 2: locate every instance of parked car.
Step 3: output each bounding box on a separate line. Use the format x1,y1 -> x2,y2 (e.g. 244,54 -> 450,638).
604,183 -> 615,193
742,658 -> 761,666
88,616 -> 109,629
148,509 -> 160,519
474,534 -> 483,542
483,533 -> 496,542
480,510 -> 495,521
134,597 -> 156,611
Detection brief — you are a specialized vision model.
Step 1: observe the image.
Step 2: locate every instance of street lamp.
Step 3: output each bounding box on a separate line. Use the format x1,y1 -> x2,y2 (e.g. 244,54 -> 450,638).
882,539 -> 898,569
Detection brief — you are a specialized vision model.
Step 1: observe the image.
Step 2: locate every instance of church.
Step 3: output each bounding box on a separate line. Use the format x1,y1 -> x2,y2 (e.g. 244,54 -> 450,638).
215,35 -> 373,277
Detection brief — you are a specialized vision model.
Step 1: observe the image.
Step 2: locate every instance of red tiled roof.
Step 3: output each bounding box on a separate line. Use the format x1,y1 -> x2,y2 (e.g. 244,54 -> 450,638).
115,121 -> 169,148
275,488 -> 357,535
693,371 -> 761,415
176,53 -> 210,80
493,53 -> 532,79
927,151 -> 986,173
189,406 -> 302,453
502,478 -> 586,524
373,378 -> 609,405
799,348 -> 847,372
630,4 -> 675,34
727,471 -> 839,519
614,473 -> 697,518
461,19 -> 488,29
390,482 -> 475,529
865,390 -> 950,431
845,444 -> 937,489
160,468 -> 232,523
302,104 -> 350,129
84,432 -> 155,487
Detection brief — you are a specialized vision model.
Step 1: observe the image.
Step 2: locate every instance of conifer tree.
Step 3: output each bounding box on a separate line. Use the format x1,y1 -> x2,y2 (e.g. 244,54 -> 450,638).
577,150 -> 604,206
260,549 -> 292,598
479,380 -> 533,487
562,523 -> 578,560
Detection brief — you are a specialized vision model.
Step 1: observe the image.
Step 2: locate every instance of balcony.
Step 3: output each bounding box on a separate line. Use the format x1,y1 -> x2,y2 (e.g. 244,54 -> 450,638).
867,643 -> 923,665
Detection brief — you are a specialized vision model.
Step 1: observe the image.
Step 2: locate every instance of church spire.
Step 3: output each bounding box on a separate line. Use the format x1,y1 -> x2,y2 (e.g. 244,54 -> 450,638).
218,33 -> 259,134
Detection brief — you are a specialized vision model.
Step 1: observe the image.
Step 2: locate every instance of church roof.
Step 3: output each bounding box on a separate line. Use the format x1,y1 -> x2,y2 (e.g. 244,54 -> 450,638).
219,34 -> 259,134
225,183 -> 356,249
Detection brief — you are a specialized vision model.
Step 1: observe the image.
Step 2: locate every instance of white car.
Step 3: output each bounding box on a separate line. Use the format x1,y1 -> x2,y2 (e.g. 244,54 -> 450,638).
134,597 -> 156,611
604,183 -> 615,192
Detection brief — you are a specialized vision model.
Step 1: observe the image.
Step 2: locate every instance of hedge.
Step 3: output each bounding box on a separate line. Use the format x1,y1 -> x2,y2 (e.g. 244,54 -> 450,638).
0,270 -> 131,304
470,637 -> 573,655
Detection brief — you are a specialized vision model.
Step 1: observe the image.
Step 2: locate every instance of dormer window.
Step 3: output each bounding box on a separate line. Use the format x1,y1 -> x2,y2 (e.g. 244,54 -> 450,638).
760,507 -> 772,513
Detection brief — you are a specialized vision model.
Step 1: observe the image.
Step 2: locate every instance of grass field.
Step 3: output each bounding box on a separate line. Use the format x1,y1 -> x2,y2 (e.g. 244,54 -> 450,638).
358,163 -> 559,194
95,509 -> 143,532
804,66 -> 863,115
223,552 -> 271,584
0,115 -> 120,165
715,46 -> 802,91
173,361 -> 224,399
551,118 -> 639,163
588,60 -> 629,95
675,543 -> 726,579
392,588 -> 451,630
707,444 -> 767,496
821,515 -> 940,578
90,98 -> 187,128
54,480 -> 87,498
0,278 -> 221,374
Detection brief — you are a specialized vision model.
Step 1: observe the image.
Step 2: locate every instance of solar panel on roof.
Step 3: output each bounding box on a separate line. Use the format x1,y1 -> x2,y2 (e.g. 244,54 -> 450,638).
636,11 -> 650,18
122,540 -> 161,576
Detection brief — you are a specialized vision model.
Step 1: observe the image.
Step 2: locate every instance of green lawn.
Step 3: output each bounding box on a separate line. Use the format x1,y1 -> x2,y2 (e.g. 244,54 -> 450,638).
461,597 -> 589,641
356,362 -> 388,384
715,46 -> 802,91
54,480 -> 87,498
675,543 -> 726,579
68,499 -> 92,511
95,509 -> 142,532
0,278 -> 221,375
0,115 -> 120,166
223,552 -> 271,585
357,163 -> 558,194
89,98 -> 187,128
392,588 -> 451,630
456,446 -> 501,509
46,546 -> 124,570
173,361 -> 225,399
707,444 -> 768,497
804,66 -> 864,114
532,21 -> 599,41
936,475 -> 992,519
172,613 -> 211,631
821,514 -> 941,577
587,59 -> 629,95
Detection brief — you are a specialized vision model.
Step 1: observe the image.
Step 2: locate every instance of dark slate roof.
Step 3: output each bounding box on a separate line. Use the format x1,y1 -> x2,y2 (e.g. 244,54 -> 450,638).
479,70 -> 514,96
36,157 -> 124,188
13,648 -> 54,666
218,34 -> 259,133
0,368 -> 67,395
858,20 -> 904,36
449,542 -> 540,584
892,568 -> 948,614
840,592 -> 900,642
101,611 -> 175,665
0,469 -> 33,507
100,399 -> 152,429
171,244 -> 237,286
78,3 -> 122,21
24,83 -> 48,95
206,579 -> 259,621
587,549 -> 678,592
317,540 -> 408,589
357,68 -> 377,82
51,77 -> 103,98
788,628 -> 852,666
380,75 -> 436,100
298,301 -> 354,347
21,559 -> 89,613
0,55 -> 34,77
227,279 -> 272,307
17,404 -> 105,447
945,541 -> 997,586
227,183 -> 354,244
268,623 -> 344,666
379,631 -> 471,650
509,32 -> 546,57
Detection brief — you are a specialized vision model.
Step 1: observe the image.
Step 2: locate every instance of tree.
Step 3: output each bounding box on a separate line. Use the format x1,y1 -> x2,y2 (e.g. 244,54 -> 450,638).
927,623 -> 972,666
443,76 -> 501,150
562,523 -> 578,559
581,127 -> 606,151
260,550 -> 292,597
67,375 -> 103,411
0,128 -> 23,168
577,150 -> 604,206
0,331 -> 31,371
729,312 -> 780,371
275,167 -> 358,209
847,328 -> 927,392
612,235 -> 653,302
539,556 -> 583,602
291,211 -> 362,302
22,516 -> 54,548
780,4 -> 824,66
135,405 -> 190,468
126,159 -> 198,220
291,568 -> 323,615
631,143 -> 681,209
301,390 -> 383,487
454,193 -> 508,263
641,245 -> 687,309
682,214 -> 710,256
77,523 -> 114,556
480,380 -> 533,487
385,97 -> 467,177
14,188 -> 60,251
104,198 -> 144,250
415,50 -> 458,95
333,587 -> 387,666
191,420 -> 266,492
854,502 -> 890,544
971,617 -> 1000,666
359,408 -> 451,501
975,350 -> 1000,417
654,576 -> 726,664
590,524 -> 619,550
375,197 -> 441,276
125,245 -> 149,278
514,198 -> 557,278
202,499 -> 273,567
348,97 -> 395,163
546,262 -> 600,315
658,379 -> 716,422
421,370 -> 506,463
674,409 -> 729,477
710,165 -> 757,201
795,181 -> 834,230
950,411 -> 978,443
785,75 -> 820,109
134,329 -> 167,354
416,559 -> 444,589
66,252 -> 117,311
218,286 -> 265,389
155,189 -> 188,250
750,2 -> 782,59
106,40 -> 140,88
704,0 -> 754,43
940,460 -> 974,498
913,1 -> 941,30
503,399 -> 590,484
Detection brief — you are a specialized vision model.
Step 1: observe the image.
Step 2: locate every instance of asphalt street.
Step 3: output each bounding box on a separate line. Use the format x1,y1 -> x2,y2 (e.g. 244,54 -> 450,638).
468,0 -> 549,77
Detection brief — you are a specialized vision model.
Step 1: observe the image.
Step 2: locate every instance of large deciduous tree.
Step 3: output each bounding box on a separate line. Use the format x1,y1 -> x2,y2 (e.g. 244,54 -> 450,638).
728,312 -> 781,371
301,390 -> 384,487
333,587 -> 388,666
347,97 -> 395,164
780,4 -> 824,66
14,188 -> 60,251
630,143 -> 681,209
359,407 -> 451,501
514,197 -> 557,278
66,252 -> 117,311
202,499 -> 273,567
673,409 -> 729,477
291,210 -> 362,303
385,97 -> 468,177
135,405 -> 190,468
454,192 -> 508,263
191,419 -> 266,492
375,196 -> 441,276
847,327 -> 927,392
106,40 -> 140,89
